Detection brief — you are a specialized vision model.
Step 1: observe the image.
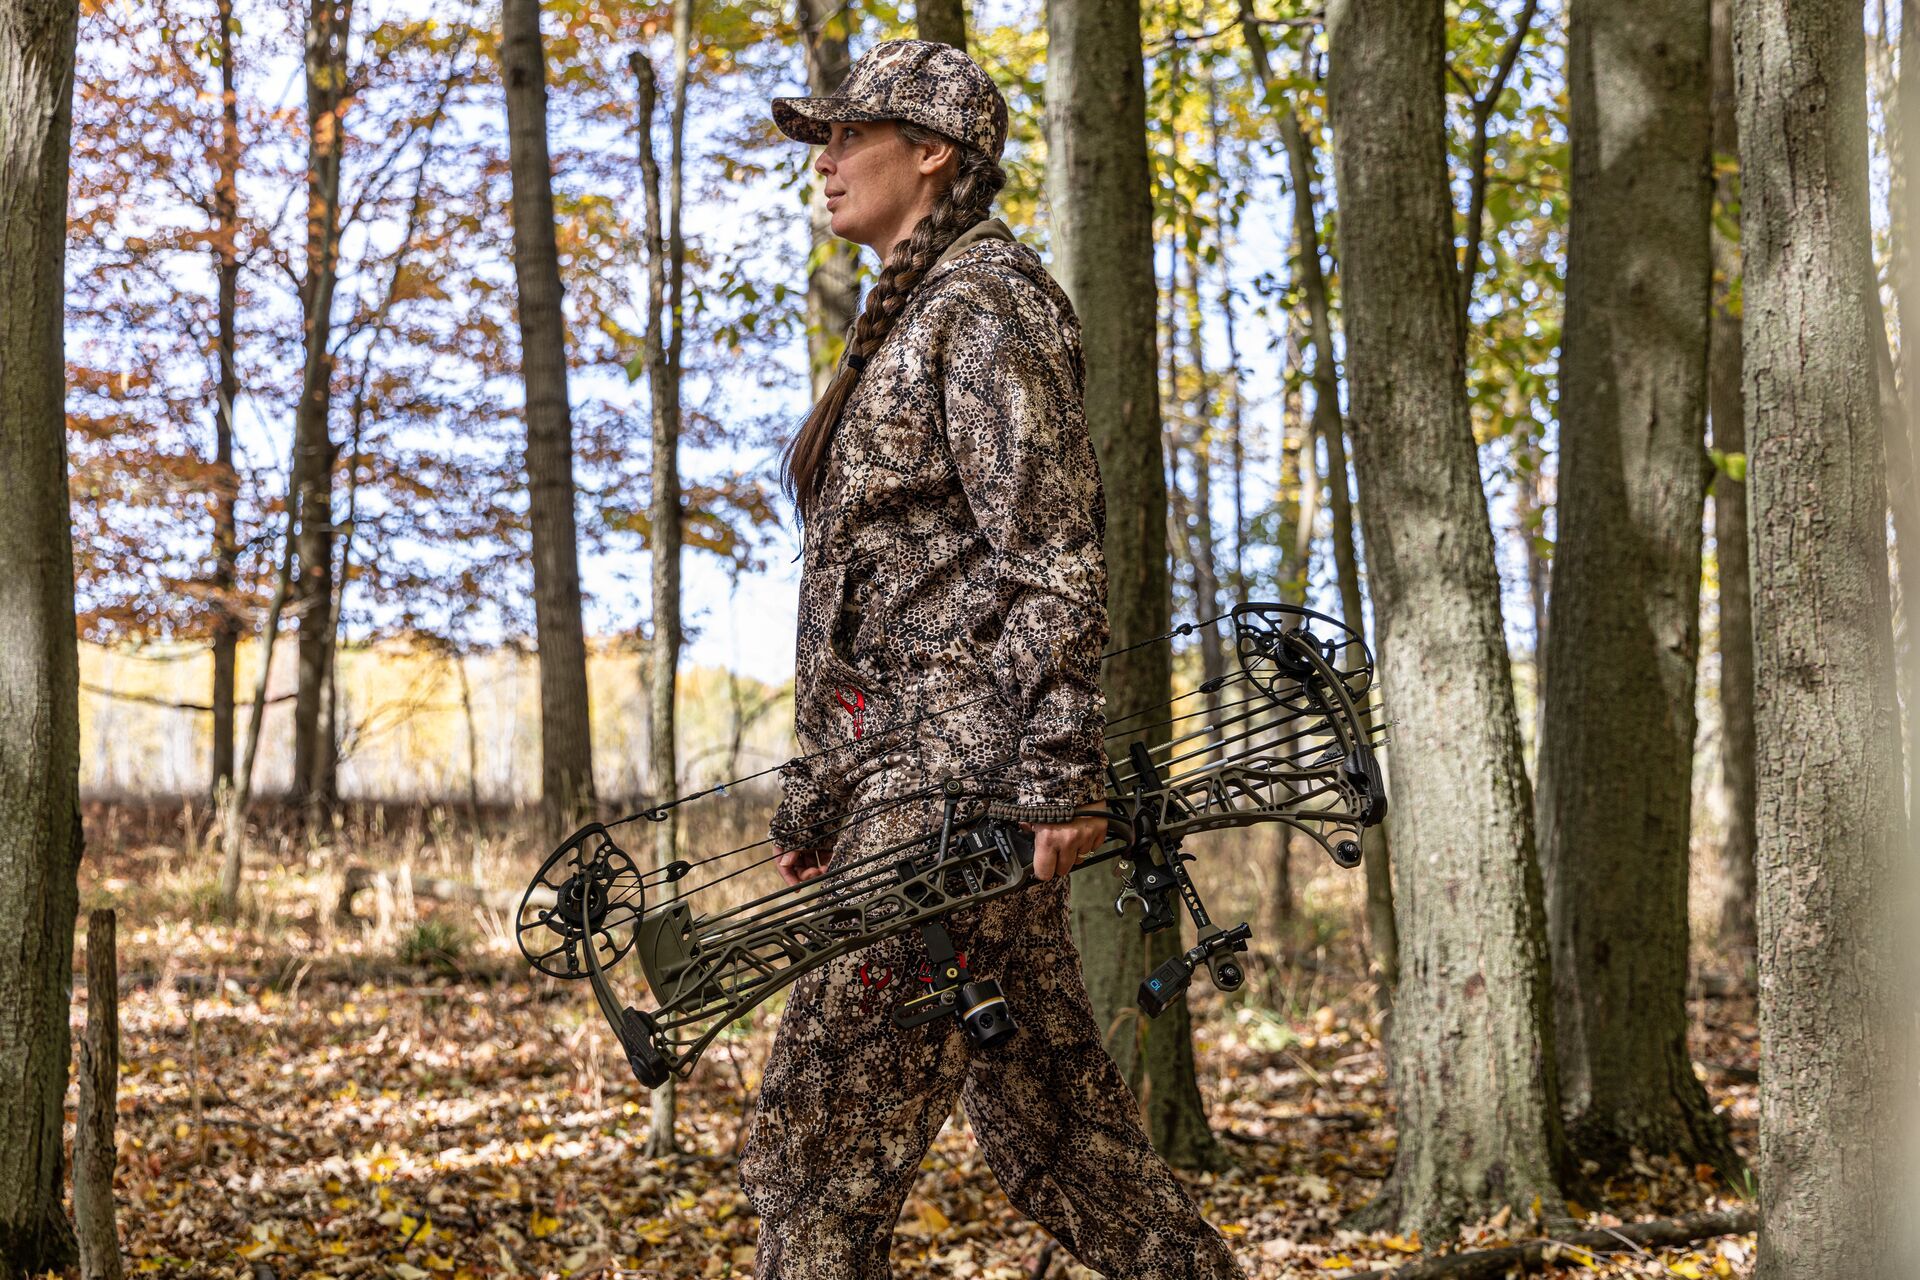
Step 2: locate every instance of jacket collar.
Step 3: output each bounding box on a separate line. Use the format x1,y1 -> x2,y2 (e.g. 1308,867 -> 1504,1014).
930,216 -> 1016,272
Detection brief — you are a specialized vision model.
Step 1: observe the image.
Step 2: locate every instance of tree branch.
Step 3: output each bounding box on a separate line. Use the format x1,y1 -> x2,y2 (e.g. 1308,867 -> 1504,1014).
1344,1208 -> 1758,1280
1457,0 -> 1541,332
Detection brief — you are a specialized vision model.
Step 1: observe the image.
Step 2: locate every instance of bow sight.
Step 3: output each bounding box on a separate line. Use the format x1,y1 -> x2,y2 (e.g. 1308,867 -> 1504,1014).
516,602 -> 1389,1088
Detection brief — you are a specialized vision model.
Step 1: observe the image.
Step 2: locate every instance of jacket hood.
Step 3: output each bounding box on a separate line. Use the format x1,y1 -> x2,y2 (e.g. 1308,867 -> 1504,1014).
926,217 -> 1078,330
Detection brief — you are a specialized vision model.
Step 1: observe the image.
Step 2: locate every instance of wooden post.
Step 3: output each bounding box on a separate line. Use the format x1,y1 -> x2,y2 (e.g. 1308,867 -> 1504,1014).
75,908 -> 124,1280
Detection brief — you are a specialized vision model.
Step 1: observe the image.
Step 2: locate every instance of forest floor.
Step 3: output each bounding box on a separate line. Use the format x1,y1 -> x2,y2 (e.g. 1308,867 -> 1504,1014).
66,801 -> 1760,1280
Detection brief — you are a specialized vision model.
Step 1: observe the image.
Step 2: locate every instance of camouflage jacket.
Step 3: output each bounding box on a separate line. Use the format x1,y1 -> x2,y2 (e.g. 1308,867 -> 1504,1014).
769,219 -> 1111,851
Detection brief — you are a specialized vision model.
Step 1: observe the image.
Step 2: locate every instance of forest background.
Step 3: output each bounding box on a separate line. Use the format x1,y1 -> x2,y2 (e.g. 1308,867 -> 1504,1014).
1,0 -> 1913,1276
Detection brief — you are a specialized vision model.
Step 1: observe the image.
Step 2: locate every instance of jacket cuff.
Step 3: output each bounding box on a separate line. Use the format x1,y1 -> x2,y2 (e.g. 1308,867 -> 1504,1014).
989,771 -> 1109,824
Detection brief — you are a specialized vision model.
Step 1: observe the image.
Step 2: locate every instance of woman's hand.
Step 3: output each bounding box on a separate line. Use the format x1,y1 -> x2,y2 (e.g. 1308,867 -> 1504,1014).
1022,814 -> 1108,881
774,843 -> 833,887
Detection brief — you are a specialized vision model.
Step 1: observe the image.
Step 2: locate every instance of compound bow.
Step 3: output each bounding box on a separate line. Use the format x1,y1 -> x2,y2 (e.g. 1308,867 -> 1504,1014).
515,602 -> 1388,1088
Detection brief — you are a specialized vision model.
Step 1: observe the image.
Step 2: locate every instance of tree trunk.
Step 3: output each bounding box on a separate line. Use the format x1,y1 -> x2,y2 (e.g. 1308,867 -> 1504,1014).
1897,0 -> 1920,806
1182,265 -> 1227,700
1046,0 -> 1223,1172
1708,0 -> 1756,957
1731,0 -> 1906,1271
210,0 -> 241,796
291,0 -> 351,814
220,470 -> 300,914
75,911 -> 123,1280
503,0 -> 597,822
797,0 -> 857,398
0,2 -> 83,1270
1537,0 -> 1737,1177
1325,0 -> 1565,1237
634,0 -> 692,1158
1242,4 -> 1399,996
915,0 -> 966,49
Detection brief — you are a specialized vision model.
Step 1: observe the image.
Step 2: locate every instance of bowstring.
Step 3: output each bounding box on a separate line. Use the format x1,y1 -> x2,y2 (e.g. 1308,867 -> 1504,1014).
599,608 -> 1241,832
600,605 -> 1369,899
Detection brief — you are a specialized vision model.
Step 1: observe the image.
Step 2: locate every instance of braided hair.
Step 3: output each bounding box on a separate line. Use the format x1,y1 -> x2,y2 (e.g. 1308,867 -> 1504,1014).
781,121 -> 1008,523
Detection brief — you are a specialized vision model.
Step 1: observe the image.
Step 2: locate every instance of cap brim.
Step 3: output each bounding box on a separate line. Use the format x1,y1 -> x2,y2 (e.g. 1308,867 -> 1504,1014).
771,95 -> 893,144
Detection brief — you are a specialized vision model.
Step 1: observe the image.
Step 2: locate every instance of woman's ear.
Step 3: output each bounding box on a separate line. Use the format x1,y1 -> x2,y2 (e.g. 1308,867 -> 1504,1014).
914,136 -> 958,179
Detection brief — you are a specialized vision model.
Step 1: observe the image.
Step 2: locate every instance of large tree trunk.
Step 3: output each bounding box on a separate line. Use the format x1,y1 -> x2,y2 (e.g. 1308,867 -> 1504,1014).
1708,0 -> 1756,956
291,0 -> 351,813
1241,8 -> 1399,994
1046,0 -> 1223,1172
915,0 -> 966,49
1732,0 -> 1906,1272
1325,0 -> 1565,1237
1537,0 -> 1737,1177
503,0 -> 597,822
210,0 -> 241,796
796,0 -> 857,399
0,1 -> 83,1271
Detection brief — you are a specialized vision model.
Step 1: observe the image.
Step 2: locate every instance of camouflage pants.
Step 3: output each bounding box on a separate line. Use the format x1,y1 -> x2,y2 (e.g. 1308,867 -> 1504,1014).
739,767 -> 1246,1280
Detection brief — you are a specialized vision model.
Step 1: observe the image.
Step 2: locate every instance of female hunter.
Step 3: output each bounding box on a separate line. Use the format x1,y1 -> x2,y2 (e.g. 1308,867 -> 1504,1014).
741,38 -> 1247,1280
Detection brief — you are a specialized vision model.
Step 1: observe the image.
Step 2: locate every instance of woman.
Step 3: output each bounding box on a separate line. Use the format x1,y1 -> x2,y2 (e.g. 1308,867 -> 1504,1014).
741,39 -> 1246,1280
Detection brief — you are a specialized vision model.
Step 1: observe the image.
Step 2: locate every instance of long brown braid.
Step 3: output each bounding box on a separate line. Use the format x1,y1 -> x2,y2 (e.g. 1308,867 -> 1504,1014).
782,122 -> 1008,523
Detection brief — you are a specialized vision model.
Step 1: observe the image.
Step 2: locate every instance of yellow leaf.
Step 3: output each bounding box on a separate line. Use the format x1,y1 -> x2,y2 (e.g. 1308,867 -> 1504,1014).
530,1211 -> 562,1240
1318,1254 -> 1353,1270
1669,1262 -> 1706,1279
426,1256 -> 455,1274
916,1203 -> 950,1232
1218,1223 -> 1247,1237
1382,1232 -> 1421,1254
637,1219 -> 674,1245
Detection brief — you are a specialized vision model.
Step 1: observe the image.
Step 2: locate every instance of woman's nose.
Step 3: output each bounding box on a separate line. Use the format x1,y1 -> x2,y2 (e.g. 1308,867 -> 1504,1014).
814,148 -> 834,177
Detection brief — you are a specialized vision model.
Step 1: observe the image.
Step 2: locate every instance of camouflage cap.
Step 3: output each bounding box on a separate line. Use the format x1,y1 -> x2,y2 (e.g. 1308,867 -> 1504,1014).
772,39 -> 1009,161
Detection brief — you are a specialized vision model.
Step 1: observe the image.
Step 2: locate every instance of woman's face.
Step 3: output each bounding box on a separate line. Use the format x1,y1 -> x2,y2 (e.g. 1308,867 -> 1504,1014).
814,120 -> 954,256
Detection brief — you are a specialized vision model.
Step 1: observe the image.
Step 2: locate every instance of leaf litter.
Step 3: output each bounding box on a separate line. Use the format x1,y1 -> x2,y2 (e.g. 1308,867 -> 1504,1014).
64,809 -> 1760,1280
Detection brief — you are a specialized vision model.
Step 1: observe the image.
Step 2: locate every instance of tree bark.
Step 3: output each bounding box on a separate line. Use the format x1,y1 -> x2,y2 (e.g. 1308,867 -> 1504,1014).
915,0 -> 967,50
503,0 -> 597,822
0,1 -> 83,1270
797,0 -> 857,398
1731,0 -> 1906,1271
291,0 -> 351,814
1708,0 -> 1756,957
1537,0 -> 1737,1177
75,911 -> 123,1280
210,0 -> 241,796
1046,0 -> 1223,1172
1326,0 -> 1565,1236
